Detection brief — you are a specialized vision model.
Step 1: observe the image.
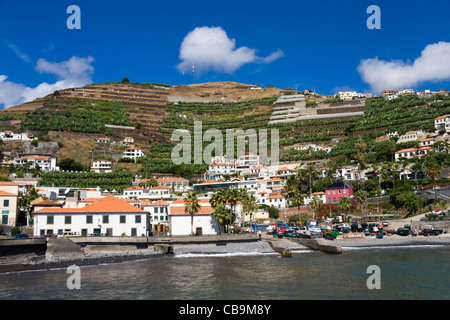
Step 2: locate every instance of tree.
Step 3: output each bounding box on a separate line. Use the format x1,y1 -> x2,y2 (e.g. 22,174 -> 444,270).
338,196 -> 353,220
423,154 -> 442,201
354,190 -> 368,216
291,193 -> 304,214
212,204 -> 231,234
121,77 -> 130,83
242,195 -> 258,232
404,192 -> 420,217
309,195 -> 323,220
19,187 -> 39,225
268,206 -> 279,220
184,191 -> 200,236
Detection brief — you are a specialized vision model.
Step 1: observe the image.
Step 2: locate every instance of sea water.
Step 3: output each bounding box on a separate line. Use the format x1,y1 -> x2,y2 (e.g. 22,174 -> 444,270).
0,246 -> 448,300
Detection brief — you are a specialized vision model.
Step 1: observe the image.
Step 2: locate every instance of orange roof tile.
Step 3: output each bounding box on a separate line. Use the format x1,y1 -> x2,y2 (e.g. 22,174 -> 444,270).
169,206 -> 215,215
0,190 -> 17,196
36,196 -> 144,214
151,200 -> 170,206
268,194 -> 285,199
277,166 -> 294,171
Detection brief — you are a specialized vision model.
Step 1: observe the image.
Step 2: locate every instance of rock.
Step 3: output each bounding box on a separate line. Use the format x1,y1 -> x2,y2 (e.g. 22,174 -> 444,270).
281,248 -> 292,258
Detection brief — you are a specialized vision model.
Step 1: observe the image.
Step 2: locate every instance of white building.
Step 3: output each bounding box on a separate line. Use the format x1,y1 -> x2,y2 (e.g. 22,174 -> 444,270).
147,186 -> 171,198
338,91 -> 359,101
155,178 -> 189,192
396,131 -> 420,144
122,148 -> 144,161
0,131 -> 35,142
206,162 -> 236,181
265,193 -> 286,209
123,186 -> 145,199
14,156 -> 58,172
304,192 -> 327,206
394,147 -> 432,161
33,195 -> 148,237
141,200 -> 169,232
168,198 -> 219,236
397,89 -> 415,96
434,115 -> 450,130
91,160 -> 113,173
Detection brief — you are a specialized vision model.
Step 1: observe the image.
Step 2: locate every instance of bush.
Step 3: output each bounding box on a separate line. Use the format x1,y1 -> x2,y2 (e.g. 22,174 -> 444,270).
11,227 -> 20,237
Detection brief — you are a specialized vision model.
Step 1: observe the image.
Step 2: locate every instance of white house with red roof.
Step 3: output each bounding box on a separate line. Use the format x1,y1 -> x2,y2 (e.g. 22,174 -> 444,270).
434,115 -> 449,130
33,195 -> 148,237
304,192 -> 327,206
168,198 -> 219,236
394,146 -> 432,161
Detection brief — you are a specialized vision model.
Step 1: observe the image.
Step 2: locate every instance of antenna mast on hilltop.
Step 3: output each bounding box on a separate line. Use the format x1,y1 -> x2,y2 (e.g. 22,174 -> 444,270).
192,63 -> 195,84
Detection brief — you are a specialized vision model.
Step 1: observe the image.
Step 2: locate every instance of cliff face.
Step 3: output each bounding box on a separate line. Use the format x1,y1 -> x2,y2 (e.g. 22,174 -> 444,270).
20,141 -> 59,155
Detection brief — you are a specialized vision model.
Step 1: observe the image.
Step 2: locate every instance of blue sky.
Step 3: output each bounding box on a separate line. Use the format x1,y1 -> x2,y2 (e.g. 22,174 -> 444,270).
1,0 -> 450,108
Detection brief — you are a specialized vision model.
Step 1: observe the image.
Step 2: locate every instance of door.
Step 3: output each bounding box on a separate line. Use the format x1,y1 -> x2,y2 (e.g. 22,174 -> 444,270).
196,227 -> 202,236
106,228 -> 112,236
2,215 -> 8,225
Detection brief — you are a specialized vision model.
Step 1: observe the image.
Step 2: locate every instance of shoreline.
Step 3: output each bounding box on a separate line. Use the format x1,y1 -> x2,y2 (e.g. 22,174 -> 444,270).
1,234 -> 449,274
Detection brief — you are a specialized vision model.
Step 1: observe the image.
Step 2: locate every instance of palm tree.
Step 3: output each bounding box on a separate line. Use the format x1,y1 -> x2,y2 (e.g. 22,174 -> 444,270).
338,196 -> 353,221
227,188 -> 241,224
305,162 -> 318,193
243,195 -> 258,232
184,191 -> 200,236
292,193 -> 304,214
424,157 -> 441,202
354,190 -> 368,217
309,195 -> 323,221
283,175 -> 300,198
212,203 -> 231,234
210,189 -> 227,208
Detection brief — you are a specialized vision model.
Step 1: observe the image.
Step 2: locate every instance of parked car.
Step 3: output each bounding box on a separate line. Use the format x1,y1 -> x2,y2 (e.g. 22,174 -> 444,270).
42,234 -> 56,238
61,231 -> 81,237
14,233 -> 29,239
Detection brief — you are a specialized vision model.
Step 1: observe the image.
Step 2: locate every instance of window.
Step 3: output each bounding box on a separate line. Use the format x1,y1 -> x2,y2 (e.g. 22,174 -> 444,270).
47,215 -> 54,225
120,215 -> 126,224
160,216 -> 164,221
3,199 -> 9,207
65,216 -> 71,224
103,215 -> 109,224
160,207 -> 164,213
135,215 -> 141,223
86,215 -> 93,224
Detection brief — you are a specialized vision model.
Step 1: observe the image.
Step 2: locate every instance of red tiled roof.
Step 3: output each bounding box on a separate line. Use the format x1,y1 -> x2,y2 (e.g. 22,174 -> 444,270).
36,196 -> 144,214
169,206 -> 215,215
0,190 -> 17,196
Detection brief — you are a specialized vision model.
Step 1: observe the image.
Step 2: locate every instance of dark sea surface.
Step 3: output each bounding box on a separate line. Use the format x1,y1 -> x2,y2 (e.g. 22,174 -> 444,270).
0,246 -> 449,300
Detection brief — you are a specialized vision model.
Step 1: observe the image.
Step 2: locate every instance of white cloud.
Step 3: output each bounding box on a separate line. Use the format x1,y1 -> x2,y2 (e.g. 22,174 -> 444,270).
3,39 -> 31,63
0,56 -> 94,108
358,41 -> 450,94
177,26 -> 284,74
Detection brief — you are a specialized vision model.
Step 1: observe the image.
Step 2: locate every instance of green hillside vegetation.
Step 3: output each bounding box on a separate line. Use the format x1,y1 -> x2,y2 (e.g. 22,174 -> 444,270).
20,99 -> 133,134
